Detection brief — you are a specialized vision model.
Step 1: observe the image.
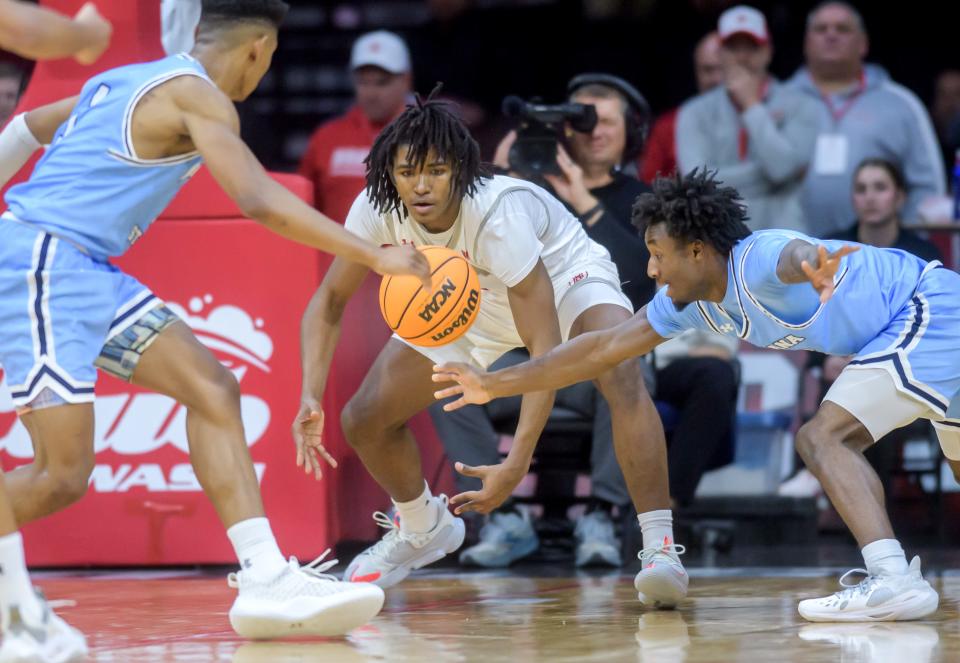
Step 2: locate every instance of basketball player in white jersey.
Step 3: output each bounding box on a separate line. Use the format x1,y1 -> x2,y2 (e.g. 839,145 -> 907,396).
294,92 -> 689,607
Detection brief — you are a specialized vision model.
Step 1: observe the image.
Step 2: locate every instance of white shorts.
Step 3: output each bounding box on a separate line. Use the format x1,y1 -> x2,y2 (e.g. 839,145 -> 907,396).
395,259 -> 632,369
824,367 -> 960,460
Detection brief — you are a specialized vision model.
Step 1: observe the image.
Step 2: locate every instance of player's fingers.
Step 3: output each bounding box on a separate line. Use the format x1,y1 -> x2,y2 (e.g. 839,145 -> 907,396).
315,445 -> 338,469
455,462 -> 483,478
443,396 -> 470,412
450,490 -> 479,507
453,500 -> 478,515
800,259 -> 816,280
432,371 -> 460,384
434,385 -> 464,399
833,244 -> 860,260
820,284 -> 835,304
305,447 -> 323,480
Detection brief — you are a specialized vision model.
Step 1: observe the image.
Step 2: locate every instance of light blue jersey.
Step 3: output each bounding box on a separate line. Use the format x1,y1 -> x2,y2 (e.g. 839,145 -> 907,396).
647,230 -> 929,355
0,54 -> 213,408
3,53 -> 210,261
647,229 -> 960,419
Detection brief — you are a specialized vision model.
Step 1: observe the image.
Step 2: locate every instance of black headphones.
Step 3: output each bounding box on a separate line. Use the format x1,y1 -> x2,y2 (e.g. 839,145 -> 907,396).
567,73 -> 651,162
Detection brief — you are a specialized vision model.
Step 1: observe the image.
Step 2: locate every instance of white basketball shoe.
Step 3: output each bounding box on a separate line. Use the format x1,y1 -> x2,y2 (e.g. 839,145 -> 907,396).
228,550 -> 384,639
343,495 -> 465,588
0,590 -> 87,663
634,537 -> 689,608
798,556 -> 939,622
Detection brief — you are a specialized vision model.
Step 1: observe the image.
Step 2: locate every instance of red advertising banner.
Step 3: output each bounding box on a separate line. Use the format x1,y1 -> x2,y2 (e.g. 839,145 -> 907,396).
1,220 -> 332,565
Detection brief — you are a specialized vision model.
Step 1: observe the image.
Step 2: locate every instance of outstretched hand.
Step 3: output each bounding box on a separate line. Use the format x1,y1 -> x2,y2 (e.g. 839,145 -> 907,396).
801,244 -> 859,304
432,362 -> 493,410
449,462 -> 527,515
292,398 -> 337,481
372,244 -> 433,291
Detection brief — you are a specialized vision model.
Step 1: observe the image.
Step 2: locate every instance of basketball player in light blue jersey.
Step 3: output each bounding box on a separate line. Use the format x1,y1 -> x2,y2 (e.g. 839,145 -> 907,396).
0,0 -> 431,649
435,169 -> 960,622
0,3 -> 112,662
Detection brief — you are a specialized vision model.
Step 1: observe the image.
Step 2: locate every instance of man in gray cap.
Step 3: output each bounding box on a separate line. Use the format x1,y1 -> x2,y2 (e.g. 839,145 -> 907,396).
299,30 -> 413,222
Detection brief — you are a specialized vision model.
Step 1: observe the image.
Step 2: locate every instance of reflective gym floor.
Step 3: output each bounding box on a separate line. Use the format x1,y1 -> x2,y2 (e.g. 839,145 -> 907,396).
36,559 -> 960,662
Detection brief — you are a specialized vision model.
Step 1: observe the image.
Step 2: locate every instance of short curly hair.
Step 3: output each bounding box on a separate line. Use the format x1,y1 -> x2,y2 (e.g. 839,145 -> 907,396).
632,168 -> 750,256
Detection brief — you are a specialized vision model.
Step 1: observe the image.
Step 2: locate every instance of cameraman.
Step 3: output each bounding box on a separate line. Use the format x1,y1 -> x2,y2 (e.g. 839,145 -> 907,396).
494,76 -> 654,309
428,75 -> 656,569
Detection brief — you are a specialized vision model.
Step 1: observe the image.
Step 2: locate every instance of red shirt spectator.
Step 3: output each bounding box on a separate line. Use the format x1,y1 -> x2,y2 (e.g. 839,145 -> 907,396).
298,30 -> 412,221
639,108 -> 678,183
299,106 -> 392,223
637,31 -> 722,183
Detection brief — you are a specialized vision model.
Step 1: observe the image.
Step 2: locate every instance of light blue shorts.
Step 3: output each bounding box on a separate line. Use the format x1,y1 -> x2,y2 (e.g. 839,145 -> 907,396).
0,220 -> 166,409
845,265 -> 960,421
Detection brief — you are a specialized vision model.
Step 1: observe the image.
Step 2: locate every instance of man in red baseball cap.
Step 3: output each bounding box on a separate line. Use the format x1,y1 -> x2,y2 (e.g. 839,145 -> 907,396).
677,4 -> 818,233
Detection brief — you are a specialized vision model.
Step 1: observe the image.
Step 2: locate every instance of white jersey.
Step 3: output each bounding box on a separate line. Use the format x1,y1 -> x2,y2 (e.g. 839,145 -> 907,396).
346,175 -> 628,364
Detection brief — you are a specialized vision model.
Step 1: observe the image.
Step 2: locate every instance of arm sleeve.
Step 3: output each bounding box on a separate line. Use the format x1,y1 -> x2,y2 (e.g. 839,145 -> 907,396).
677,99 -> 767,199
894,86 -> 947,222
675,101 -> 707,175
474,192 -> 545,288
343,192 -> 387,245
740,93 -> 819,185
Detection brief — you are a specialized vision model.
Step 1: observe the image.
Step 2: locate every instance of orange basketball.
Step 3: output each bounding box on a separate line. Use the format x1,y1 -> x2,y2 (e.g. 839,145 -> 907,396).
379,246 -> 481,347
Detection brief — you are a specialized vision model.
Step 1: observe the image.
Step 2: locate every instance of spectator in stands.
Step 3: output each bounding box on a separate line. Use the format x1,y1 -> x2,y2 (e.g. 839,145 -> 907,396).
677,5 -> 818,232
639,31 -> 722,184
780,158 -> 942,497
0,62 -> 23,127
931,69 -> 960,181
789,1 -> 945,236
299,31 -> 412,221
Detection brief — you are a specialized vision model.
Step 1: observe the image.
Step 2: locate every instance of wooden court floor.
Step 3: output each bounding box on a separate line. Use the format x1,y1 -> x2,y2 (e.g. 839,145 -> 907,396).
35,569 -> 960,662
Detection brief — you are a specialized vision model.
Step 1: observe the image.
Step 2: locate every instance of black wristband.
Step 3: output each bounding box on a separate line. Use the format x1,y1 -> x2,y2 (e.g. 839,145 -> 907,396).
578,203 -> 603,223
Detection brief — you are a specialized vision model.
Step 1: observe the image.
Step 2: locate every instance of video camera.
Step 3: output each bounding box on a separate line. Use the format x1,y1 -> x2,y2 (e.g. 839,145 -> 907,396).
501,95 -> 597,178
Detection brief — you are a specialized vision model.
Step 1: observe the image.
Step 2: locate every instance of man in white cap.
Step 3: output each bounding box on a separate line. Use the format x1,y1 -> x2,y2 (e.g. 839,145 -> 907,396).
676,5 -> 819,233
299,30 -> 413,222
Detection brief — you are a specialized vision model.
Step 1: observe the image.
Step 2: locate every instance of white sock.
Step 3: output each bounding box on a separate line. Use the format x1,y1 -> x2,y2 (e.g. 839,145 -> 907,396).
862,538 -> 909,576
0,532 -> 43,622
393,482 -> 438,534
227,518 -> 287,582
637,509 -> 676,552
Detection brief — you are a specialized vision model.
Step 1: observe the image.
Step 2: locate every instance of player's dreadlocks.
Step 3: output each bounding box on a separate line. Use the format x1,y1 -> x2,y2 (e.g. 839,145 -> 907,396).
365,85 -> 491,217
632,168 -> 750,257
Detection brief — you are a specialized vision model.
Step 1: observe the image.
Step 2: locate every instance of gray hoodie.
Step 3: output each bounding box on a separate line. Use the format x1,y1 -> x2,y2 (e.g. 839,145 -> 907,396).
676,79 -> 819,233
788,64 -> 945,236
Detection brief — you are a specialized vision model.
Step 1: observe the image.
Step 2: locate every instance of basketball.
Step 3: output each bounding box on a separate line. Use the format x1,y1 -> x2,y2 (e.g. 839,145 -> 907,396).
379,246 -> 481,347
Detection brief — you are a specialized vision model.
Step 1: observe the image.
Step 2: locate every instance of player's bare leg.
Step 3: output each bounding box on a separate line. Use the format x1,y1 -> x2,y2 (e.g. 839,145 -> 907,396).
571,303 -> 687,608
340,339 -> 465,587
5,404 -> 95,524
130,319 -> 383,638
795,402 -> 892,545
0,406 -> 94,661
340,339 -> 439,500
795,401 -> 938,621
131,320 -> 263,528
